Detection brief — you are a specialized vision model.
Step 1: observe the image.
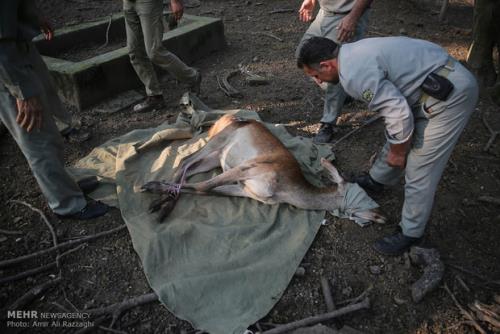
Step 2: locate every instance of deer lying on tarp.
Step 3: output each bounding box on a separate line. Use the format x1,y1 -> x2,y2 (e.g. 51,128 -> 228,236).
141,114 -> 386,223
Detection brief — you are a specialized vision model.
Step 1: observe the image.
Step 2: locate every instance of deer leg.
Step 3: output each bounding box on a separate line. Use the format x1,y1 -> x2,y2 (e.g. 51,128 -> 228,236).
141,149 -> 221,195
172,134 -> 230,184
182,162 -> 259,193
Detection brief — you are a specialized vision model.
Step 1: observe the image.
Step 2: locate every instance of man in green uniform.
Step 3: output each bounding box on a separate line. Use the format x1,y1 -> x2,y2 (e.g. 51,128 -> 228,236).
0,0 -> 108,219
123,0 -> 202,112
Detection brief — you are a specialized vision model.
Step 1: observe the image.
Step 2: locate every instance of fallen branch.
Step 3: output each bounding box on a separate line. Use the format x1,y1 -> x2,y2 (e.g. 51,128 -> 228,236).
332,114 -> 382,147
9,200 -> 58,249
478,196 -> 500,206
86,292 -> 159,328
216,70 -> 243,98
438,0 -> 449,22
336,285 -> 373,306
0,228 -> 23,235
0,262 -> 56,285
481,113 -> 500,152
0,225 -> 126,269
320,276 -> 335,312
261,298 -> 370,334
268,8 -> 294,14
448,263 -> 500,287
7,277 -> 62,310
443,284 -> 487,334
251,31 -> 283,42
470,301 -> 500,329
0,244 -> 85,285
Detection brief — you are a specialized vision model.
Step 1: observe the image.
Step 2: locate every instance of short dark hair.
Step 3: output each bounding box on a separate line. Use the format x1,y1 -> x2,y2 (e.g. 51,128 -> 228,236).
297,37 -> 339,69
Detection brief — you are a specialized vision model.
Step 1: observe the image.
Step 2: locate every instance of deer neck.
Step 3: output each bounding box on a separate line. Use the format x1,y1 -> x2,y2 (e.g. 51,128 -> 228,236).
289,184 -> 344,211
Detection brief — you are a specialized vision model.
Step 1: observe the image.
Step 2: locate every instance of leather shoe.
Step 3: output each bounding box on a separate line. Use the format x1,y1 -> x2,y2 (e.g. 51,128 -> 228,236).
353,173 -> 384,194
60,201 -> 108,220
77,176 -> 100,194
373,232 -> 421,256
313,123 -> 335,144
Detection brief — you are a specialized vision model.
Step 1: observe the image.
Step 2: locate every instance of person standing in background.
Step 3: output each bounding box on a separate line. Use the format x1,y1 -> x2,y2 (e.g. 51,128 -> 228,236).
296,0 -> 373,143
0,0 -> 108,220
123,0 -> 202,113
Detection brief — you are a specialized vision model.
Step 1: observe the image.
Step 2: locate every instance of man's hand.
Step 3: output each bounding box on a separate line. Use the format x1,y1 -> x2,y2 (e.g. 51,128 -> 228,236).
39,19 -> 54,41
170,0 -> 184,22
16,97 -> 43,132
299,0 -> 316,22
337,13 -> 357,42
387,138 -> 412,169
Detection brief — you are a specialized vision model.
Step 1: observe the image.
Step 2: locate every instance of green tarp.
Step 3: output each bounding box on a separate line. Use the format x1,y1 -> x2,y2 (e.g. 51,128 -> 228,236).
71,94 -> 363,334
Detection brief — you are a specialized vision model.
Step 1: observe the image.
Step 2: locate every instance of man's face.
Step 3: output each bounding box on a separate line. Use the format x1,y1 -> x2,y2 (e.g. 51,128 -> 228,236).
303,61 -> 339,84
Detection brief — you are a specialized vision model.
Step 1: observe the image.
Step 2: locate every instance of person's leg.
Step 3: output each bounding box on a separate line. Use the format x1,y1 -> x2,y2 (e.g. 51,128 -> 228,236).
138,0 -> 197,85
401,64 -> 478,238
0,80 -> 86,216
320,11 -> 370,125
374,62 -> 478,255
124,0 -> 163,97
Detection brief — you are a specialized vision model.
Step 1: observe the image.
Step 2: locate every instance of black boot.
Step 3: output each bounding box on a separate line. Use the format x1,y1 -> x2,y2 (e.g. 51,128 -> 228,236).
59,201 -> 109,220
373,232 -> 421,256
313,123 -> 335,144
77,176 -> 100,194
352,173 -> 384,194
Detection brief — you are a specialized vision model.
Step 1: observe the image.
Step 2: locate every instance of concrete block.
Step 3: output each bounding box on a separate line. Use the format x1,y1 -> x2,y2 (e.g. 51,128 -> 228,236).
34,14 -> 225,111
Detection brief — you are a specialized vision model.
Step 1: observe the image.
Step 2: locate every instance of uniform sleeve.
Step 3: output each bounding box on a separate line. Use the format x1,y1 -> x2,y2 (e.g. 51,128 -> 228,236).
341,62 -> 414,144
0,43 -> 42,100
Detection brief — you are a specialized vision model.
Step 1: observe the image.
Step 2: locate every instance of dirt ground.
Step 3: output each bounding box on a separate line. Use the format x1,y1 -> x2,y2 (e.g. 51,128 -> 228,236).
1,0 -> 499,333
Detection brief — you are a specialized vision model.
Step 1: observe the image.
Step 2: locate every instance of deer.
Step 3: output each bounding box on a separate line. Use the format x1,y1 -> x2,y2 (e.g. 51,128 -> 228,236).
141,114 -> 386,223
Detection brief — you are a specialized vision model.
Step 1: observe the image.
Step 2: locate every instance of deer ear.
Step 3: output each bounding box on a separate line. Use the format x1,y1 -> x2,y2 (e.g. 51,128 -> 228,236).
320,158 -> 345,185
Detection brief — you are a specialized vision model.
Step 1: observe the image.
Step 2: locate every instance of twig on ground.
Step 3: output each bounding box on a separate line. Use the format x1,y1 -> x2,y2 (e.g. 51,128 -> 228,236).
448,263 -> 500,287
320,276 -> 335,312
6,277 -> 62,310
268,8 -> 294,14
478,196 -> 500,206
261,298 -> 370,334
51,301 -> 70,313
470,301 -> 500,329
481,113 -> 500,152
0,228 -> 23,235
443,283 -> 487,334
0,225 -> 126,269
0,244 -> 85,285
332,115 -> 382,147
100,14 -> 113,49
86,292 -> 159,328
251,31 -> 283,42
9,200 -> 58,248
455,275 -> 471,293
0,262 -> 56,285
337,284 -> 373,306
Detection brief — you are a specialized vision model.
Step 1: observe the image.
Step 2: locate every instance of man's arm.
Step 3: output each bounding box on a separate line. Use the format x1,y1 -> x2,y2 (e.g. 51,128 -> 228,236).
387,137 -> 412,169
170,0 -> 185,22
298,0 -> 317,22
337,0 -> 373,42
